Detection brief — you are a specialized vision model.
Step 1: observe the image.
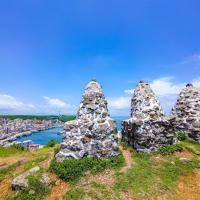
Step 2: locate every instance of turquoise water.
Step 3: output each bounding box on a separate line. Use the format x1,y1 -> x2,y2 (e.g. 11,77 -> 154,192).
16,127 -> 63,145
16,117 -> 127,145
114,116 -> 127,130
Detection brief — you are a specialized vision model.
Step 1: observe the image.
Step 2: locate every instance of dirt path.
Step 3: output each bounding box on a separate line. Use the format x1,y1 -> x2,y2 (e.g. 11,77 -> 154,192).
40,151 -> 54,169
0,160 -> 28,200
176,169 -> 200,200
0,153 -> 32,168
119,146 -> 133,173
46,176 -> 69,200
43,152 -> 70,200
0,180 -> 11,200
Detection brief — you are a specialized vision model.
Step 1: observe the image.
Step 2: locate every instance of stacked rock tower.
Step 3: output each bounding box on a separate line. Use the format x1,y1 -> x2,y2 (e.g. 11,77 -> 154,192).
130,80 -> 165,120
171,83 -> 200,142
122,80 -> 176,153
56,80 -> 119,161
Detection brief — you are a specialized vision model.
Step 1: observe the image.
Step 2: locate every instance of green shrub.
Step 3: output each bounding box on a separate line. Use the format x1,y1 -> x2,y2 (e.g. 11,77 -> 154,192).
49,153 -> 125,183
45,139 -> 59,148
28,175 -> 49,196
157,144 -> 183,156
177,132 -> 187,141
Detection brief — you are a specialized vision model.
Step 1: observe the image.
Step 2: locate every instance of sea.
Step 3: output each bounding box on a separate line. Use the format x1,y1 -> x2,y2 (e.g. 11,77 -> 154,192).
16,116 -> 128,145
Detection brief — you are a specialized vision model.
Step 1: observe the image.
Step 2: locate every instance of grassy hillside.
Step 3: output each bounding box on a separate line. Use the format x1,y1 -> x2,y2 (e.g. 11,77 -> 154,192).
1,139 -> 200,199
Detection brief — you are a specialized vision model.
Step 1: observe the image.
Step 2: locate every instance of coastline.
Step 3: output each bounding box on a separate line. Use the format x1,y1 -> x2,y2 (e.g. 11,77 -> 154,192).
0,125 -> 63,147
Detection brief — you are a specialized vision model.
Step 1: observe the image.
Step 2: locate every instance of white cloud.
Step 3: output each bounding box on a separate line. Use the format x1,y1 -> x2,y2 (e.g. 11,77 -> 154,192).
124,89 -> 134,94
192,77 -> 200,89
42,96 -> 77,114
120,76 -> 200,116
107,97 -> 131,116
43,96 -> 67,108
0,94 -> 36,113
150,77 -> 185,96
0,94 -> 77,115
123,77 -> 185,114
150,76 -> 200,114
108,97 -> 130,109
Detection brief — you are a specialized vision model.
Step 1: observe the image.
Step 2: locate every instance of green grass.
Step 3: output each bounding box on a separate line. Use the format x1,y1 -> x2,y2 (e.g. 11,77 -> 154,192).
23,146 -> 54,170
0,161 -> 21,182
115,151 -> 157,198
8,174 -> 50,200
158,157 -> 200,190
64,188 -> 85,200
50,153 -> 125,183
0,145 -> 26,157
176,131 -> 187,141
62,141 -> 200,200
45,139 -> 60,148
4,139 -> 200,200
24,155 -> 48,170
91,182 -> 111,200
181,139 -> 200,151
114,148 -> 200,199
156,144 -> 183,156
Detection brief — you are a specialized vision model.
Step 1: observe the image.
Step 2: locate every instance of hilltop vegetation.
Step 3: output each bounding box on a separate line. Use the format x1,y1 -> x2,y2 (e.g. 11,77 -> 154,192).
0,115 -> 76,122
1,137 -> 200,199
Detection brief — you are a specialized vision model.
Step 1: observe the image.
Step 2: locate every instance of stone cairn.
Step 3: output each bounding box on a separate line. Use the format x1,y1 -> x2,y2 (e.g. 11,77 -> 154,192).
171,83 -> 200,142
122,80 -> 176,153
56,80 -> 119,161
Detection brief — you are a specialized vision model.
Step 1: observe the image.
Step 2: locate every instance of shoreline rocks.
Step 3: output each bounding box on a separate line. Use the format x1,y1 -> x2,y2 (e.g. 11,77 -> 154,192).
56,80 -> 119,161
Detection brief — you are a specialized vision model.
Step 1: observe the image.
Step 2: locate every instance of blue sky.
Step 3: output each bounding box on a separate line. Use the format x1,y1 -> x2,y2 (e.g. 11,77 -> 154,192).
0,0 -> 200,116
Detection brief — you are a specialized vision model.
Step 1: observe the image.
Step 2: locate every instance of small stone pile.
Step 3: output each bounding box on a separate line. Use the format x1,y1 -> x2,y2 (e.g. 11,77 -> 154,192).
171,83 -> 200,142
122,81 -> 176,153
56,80 -> 119,161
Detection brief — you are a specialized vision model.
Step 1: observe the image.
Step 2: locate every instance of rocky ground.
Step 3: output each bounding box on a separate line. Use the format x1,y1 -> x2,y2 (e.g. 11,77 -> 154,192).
1,139 -> 200,200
